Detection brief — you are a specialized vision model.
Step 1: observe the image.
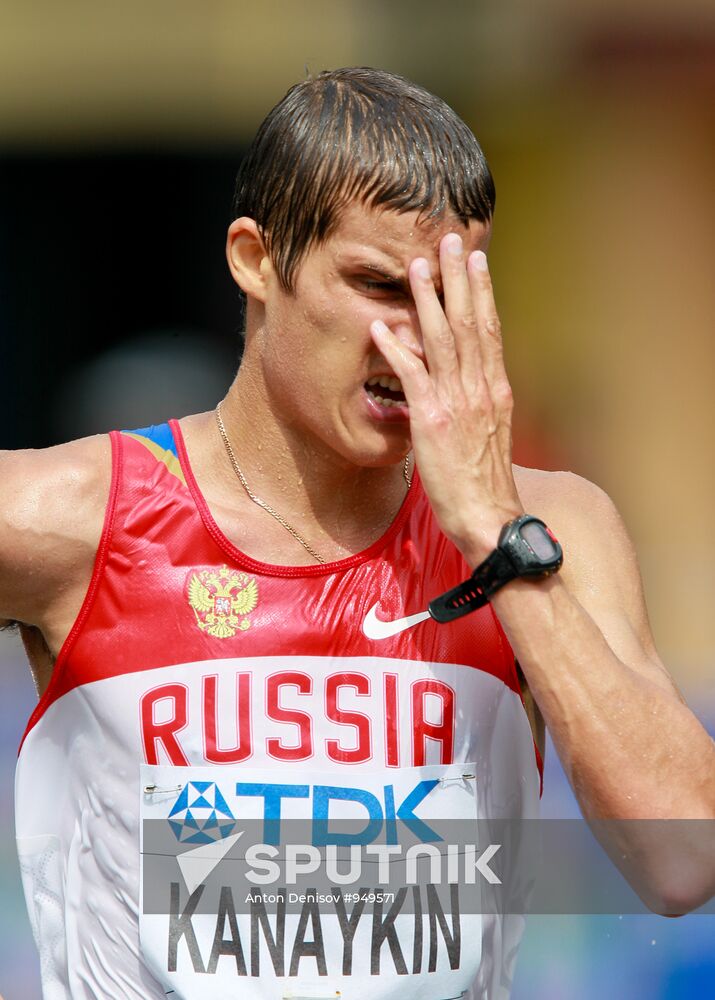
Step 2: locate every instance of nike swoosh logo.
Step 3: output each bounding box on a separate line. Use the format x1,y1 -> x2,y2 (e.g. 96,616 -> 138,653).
362,602 -> 431,640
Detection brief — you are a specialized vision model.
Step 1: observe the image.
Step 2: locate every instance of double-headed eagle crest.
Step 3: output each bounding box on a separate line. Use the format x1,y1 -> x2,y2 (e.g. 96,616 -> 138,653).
187,565 -> 259,638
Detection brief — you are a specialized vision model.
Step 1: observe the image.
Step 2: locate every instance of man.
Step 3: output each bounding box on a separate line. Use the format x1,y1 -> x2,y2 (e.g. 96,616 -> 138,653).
2,67 -> 713,999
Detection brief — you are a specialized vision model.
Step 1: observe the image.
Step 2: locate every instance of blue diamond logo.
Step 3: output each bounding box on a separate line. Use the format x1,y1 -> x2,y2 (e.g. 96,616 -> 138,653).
168,781 -> 236,844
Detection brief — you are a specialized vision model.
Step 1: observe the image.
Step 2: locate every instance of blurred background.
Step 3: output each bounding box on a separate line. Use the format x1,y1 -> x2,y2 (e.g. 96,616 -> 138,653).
1,1 -> 713,996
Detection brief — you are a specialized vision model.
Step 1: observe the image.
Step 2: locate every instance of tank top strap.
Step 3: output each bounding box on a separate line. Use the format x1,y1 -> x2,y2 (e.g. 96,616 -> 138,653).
119,421 -> 187,488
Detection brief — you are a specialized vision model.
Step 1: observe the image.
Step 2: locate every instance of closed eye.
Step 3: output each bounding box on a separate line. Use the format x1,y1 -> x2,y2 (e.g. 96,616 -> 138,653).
353,274 -> 444,307
360,278 -> 399,293
354,275 -> 409,299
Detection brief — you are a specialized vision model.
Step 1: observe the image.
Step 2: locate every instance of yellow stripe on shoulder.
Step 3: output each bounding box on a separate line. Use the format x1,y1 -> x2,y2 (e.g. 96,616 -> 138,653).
123,432 -> 187,486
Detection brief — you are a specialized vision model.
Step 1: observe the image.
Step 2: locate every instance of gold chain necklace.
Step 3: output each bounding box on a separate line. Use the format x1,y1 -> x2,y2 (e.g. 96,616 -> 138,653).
215,401 -> 412,565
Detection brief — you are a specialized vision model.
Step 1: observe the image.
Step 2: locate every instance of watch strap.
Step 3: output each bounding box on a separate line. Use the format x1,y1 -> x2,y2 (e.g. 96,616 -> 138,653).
428,547 -> 515,624
474,545 -> 517,596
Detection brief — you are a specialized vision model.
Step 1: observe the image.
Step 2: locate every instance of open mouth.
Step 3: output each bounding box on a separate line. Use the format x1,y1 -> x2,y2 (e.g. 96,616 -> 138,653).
364,374 -> 407,408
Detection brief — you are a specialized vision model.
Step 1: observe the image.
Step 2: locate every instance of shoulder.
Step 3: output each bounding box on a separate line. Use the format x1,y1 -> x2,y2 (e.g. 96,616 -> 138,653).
0,433 -> 112,521
0,434 -> 112,626
2,429 -> 111,480
513,465 -> 615,519
512,464 -> 662,666
513,465 -> 633,572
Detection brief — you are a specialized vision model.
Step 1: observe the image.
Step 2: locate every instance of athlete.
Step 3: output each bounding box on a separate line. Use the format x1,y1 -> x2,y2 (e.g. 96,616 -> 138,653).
2,67 -> 714,999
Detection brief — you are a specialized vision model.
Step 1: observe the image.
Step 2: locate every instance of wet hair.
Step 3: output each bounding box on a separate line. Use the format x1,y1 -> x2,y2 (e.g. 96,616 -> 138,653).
232,66 -> 495,293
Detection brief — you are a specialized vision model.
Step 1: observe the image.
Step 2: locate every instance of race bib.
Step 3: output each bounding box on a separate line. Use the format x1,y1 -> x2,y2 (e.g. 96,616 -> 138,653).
140,763 -> 484,1000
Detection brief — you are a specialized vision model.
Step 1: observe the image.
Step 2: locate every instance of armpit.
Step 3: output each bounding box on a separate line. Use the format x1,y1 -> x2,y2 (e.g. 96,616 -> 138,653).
18,623 -> 55,699
516,659 -> 546,760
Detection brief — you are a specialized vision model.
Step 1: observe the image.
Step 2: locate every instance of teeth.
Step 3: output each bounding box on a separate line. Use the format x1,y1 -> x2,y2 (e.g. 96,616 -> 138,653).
365,374 -> 406,409
366,374 -> 403,392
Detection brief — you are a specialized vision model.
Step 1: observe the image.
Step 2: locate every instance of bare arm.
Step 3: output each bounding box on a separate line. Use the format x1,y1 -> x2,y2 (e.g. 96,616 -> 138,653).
0,435 -> 111,658
495,469 -> 715,912
508,468 -> 712,819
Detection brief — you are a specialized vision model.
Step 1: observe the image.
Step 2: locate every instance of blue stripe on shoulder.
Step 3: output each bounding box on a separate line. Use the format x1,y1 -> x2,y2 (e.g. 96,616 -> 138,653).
122,422 -> 178,457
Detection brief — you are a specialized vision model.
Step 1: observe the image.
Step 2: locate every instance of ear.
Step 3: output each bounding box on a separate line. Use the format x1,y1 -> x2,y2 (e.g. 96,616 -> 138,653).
226,217 -> 273,303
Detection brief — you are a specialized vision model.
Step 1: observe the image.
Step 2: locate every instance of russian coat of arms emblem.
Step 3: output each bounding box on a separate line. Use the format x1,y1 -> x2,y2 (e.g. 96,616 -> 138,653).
187,565 -> 258,638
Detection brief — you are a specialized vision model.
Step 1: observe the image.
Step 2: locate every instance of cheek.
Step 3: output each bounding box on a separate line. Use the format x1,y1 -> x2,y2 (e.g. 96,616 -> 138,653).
268,286 -> 337,341
263,284 -> 380,392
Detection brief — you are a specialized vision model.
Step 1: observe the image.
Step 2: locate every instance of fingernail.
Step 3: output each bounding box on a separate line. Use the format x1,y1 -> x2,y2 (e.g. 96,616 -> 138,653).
370,319 -> 389,336
471,250 -> 488,271
413,258 -> 431,280
445,233 -> 462,256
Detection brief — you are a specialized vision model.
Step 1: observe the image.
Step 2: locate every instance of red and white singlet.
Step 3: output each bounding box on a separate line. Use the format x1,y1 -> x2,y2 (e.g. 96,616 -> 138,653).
15,421 -> 541,1000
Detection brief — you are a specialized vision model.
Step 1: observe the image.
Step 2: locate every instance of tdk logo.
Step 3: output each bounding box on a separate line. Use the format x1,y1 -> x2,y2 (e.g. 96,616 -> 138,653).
235,780 -> 441,846
169,780 -> 442,847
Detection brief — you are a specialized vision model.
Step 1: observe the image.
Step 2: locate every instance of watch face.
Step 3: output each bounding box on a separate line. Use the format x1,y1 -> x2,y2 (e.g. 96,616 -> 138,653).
521,520 -> 558,561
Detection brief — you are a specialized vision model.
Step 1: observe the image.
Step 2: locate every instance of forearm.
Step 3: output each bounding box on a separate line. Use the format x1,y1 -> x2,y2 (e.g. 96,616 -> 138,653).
489,575 -> 715,821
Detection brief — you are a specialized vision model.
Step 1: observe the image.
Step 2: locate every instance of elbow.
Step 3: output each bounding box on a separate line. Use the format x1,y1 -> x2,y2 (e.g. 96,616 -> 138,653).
644,888 -> 706,918
638,858 -> 715,917
598,815 -> 715,917
654,877 -> 713,917
650,802 -> 715,915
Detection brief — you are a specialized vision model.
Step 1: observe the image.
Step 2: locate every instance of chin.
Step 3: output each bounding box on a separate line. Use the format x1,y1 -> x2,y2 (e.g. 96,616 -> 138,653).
326,410 -> 411,469
344,438 -> 411,471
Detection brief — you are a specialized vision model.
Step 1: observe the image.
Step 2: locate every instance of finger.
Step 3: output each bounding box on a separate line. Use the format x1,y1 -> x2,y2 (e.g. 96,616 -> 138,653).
408,256 -> 460,384
439,233 -> 485,389
369,319 -> 436,409
467,251 -> 511,399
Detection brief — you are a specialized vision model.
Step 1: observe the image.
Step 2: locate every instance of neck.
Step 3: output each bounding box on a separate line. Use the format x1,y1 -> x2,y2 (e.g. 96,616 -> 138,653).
208,366 -> 411,560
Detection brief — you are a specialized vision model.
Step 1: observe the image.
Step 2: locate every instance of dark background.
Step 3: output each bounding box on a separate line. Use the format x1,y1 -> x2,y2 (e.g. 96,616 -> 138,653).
1,150 -> 245,448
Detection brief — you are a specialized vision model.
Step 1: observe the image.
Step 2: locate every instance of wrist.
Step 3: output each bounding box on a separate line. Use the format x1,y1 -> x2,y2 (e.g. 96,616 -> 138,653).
430,513 -> 563,624
451,508 -> 526,568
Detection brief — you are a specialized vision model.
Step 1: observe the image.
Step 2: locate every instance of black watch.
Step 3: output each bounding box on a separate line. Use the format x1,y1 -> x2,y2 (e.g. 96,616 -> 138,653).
428,515 -> 563,624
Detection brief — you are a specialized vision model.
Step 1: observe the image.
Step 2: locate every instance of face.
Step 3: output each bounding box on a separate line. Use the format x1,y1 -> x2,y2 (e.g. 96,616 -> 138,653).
250,201 -> 491,469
